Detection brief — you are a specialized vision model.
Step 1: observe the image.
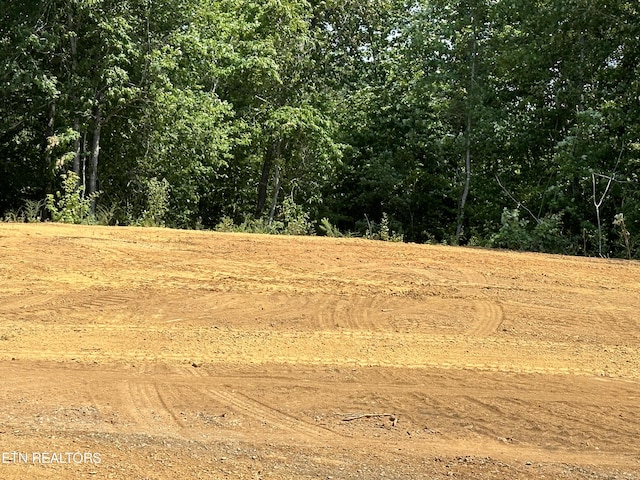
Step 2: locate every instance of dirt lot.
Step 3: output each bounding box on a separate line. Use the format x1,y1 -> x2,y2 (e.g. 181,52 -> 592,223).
0,223 -> 639,479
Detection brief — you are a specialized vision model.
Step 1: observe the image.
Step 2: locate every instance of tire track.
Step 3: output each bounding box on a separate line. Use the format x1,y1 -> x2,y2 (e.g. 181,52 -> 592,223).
333,296 -> 389,331
121,381 -> 184,433
74,290 -> 139,310
494,398 -> 640,454
203,388 -> 340,442
456,265 -> 488,287
154,384 -> 186,428
468,301 -> 504,337
3,324 -> 634,378
0,293 -> 77,321
454,266 -> 505,337
596,307 -> 640,342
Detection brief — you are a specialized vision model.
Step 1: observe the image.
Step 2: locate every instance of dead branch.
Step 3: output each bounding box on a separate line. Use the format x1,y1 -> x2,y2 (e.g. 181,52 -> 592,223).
495,174 -> 540,224
341,413 -> 398,427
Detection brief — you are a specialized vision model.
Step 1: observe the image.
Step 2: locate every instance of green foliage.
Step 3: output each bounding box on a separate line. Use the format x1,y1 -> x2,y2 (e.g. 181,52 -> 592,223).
214,216 -> 238,233
378,213 -> 392,242
490,209 -> 570,254
2,210 -> 23,223
1,0 -> 639,259
215,197 -> 313,236
139,178 -> 170,227
23,199 -> 45,223
361,213 -> 404,242
279,196 -> 313,235
490,209 -> 533,251
613,213 -> 633,259
215,216 -> 282,235
319,217 -> 343,238
95,203 -> 118,226
1,199 -> 44,223
46,172 -> 98,224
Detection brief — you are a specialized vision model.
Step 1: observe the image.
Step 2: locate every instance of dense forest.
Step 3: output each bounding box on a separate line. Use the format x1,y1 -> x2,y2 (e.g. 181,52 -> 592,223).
1,0 -> 639,257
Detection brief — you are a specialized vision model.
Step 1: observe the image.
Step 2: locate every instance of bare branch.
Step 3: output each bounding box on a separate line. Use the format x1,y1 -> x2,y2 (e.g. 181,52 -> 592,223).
495,175 -> 540,224
591,140 -> 624,256
341,413 -> 398,426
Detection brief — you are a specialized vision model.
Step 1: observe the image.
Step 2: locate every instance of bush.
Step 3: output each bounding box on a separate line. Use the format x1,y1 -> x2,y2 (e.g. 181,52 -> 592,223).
363,212 -> 404,242
23,199 -> 45,222
280,197 -> 312,235
2,209 -> 23,223
215,215 -> 282,234
214,198 -> 313,236
95,203 -> 118,226
139,178 -> 170,227
319,217 -> 343,237
489,208 -> 570,253
215,215 -> 237,232
613,213 -> 632,259
46,172 -> 98,224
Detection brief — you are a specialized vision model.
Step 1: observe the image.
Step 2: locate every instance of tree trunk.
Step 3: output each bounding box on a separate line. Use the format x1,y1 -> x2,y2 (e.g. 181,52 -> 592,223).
268,163 -> 281,223
256,140 -> 281,216
82,131 -> 88,193
45,101 -> 55,170
72,117 -> 81,177
44,101 -> 56,205
256,153 -> 272,216
455,115 -> 472,241
69,9 -> 81,178
455,20 -> 477,243
88,106 -> 102,212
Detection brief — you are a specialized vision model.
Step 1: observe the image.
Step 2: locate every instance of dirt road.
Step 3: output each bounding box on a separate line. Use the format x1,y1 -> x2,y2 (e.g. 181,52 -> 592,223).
0,223 -> 639,479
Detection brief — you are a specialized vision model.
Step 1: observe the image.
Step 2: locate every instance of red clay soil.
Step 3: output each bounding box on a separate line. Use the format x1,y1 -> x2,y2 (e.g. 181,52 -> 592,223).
0,223 -> 639,479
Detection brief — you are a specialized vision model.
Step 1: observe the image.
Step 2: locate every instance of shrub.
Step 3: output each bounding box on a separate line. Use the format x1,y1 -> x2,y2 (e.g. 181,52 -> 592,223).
490,208 -> 570,253
319,217 -> 343,237
2,209 -> 23,223
95,203 -> 118,226
215,215 -> 237,232
46,172 -> 98,224
139,178 -> 170,227
280,196 -> 312,235
215,215 -> 282,234
364,213 -> 404,242
23,199 -> 45,222
613,213 -> 632,259
214,198 -> 313,236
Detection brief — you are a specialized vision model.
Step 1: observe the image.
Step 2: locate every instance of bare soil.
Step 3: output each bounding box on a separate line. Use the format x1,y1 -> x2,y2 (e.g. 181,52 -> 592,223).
1,223 -> 639,479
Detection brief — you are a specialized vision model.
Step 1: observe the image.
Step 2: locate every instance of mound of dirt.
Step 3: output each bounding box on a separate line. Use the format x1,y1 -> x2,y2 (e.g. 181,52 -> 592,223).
0,223 -> 639,479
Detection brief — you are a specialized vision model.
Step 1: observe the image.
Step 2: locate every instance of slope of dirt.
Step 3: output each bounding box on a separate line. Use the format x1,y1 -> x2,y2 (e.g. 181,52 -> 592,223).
0,223 -> 639,479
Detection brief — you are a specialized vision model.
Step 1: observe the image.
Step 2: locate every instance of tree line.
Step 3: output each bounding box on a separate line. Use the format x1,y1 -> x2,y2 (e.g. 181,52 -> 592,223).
1,0 -> 639,258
